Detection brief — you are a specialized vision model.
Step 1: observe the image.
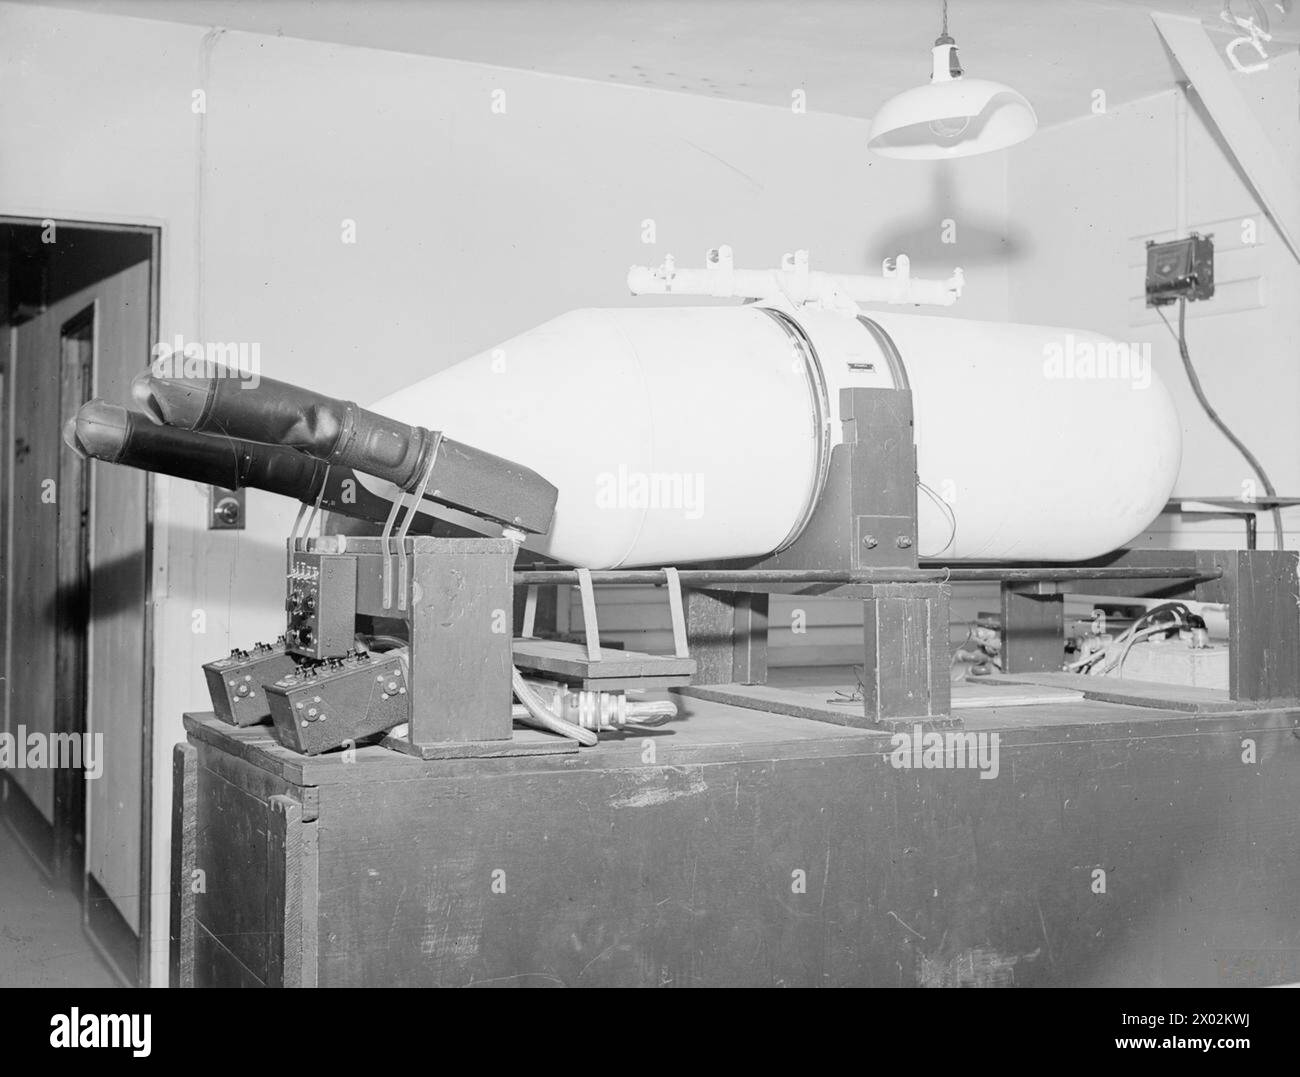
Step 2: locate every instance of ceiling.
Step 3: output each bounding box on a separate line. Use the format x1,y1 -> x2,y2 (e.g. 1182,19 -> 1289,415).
17,0 -> 1300,127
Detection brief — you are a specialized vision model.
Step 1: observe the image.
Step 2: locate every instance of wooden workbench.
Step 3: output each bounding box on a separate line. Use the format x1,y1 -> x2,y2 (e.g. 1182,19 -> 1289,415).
171,686 -> 1300,987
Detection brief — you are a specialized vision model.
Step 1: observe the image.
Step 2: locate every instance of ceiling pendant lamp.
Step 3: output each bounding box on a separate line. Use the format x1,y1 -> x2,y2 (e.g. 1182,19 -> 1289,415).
868,0 -> 1038,159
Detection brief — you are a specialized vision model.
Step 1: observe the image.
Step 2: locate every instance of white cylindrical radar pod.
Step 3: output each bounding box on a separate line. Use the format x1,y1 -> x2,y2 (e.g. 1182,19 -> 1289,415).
360,306 -> 1181,568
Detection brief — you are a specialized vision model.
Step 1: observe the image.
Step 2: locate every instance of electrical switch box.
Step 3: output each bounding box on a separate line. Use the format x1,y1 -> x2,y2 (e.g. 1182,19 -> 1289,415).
1145,232 -> 1214,307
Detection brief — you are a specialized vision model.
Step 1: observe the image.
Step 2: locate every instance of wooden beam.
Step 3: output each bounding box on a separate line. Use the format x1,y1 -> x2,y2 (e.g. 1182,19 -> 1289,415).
1152,12 -> 1300,265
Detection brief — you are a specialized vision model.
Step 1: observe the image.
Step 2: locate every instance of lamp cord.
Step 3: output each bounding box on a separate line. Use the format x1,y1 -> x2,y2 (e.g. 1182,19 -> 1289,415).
1157,297 -> 1285,550
937,0 -> 955,47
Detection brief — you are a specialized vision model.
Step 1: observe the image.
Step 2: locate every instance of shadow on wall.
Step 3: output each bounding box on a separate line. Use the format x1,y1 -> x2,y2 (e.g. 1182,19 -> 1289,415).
867,164 -> 1028,271
48,529 -> 290,622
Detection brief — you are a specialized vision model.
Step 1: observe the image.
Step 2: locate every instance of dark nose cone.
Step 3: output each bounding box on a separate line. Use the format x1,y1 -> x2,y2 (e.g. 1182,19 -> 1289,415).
132,369 -> 215,427
64,400 -> 130,461
62,417 -> 85,458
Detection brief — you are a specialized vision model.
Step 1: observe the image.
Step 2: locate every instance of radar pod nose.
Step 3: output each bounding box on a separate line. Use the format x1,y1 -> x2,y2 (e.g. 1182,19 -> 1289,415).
64,399 -> 130,461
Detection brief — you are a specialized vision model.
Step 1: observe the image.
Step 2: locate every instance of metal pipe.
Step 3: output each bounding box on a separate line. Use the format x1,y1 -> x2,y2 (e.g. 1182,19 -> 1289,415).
512,566 -> 1222,586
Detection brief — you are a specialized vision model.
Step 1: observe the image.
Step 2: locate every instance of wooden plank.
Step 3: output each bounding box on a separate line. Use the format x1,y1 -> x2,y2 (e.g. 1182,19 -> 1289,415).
169,743 -> 197,989
1152,12 -> 1300,265
1000,585 -> 1065,674
976,670 -> 1254,713
683,589 -> 767,685
679,681 -> 955,731
384,730 -> 579,759
408,540 -> 514,744
512,636 -> 696,680
52,308 -> 91,886
952,682 -> 1084,709
194,923 -> 265,989
0,339 -> 8,801
267,794 -> 315,988
185,712 -> 440,785
678,679 -> 1056,726
185,702 -> 889,786
1195,550 -> 1300,703
862,584 -> 951,723
83,262 -> 151,936
8,285 -> 63,822
194,751 -> 278,982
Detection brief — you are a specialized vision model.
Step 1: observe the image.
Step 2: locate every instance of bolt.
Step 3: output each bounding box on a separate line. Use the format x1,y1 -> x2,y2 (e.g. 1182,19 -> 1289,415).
213,499 -> 240,526
862,534 -> 878,549
896,535 -> 913,549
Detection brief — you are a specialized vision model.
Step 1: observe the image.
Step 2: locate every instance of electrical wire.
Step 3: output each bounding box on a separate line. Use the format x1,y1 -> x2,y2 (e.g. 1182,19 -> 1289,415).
1093,624 -> 1172,677
1074,601 -> 1200,677
918,478 -> 958,556
512,666 -> 598,746
501,525 -> 598,746
1157,297 -> 1284,550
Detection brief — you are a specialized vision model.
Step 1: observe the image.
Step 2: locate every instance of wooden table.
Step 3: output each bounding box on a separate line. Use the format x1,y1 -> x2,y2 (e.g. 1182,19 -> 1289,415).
172,685 -> 1300,987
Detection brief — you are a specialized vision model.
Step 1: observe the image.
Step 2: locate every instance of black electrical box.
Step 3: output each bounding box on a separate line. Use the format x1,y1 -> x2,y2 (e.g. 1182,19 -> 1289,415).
1145,232 -> 1215,307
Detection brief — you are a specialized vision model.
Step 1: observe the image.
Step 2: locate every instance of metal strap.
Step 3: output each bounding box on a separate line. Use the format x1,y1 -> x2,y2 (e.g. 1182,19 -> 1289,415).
303,463 -> 331,538
664,567 -> 689,658
755,306 -> 831,553
576,568 -> 601,662
396,440 -> 442,612
379,492 -> 405,611
521,585 -> 539,638
289,501 -> 310,572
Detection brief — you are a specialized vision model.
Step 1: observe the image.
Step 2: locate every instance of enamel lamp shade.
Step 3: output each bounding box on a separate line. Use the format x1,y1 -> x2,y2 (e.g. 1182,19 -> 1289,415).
869,41 -> 1037,159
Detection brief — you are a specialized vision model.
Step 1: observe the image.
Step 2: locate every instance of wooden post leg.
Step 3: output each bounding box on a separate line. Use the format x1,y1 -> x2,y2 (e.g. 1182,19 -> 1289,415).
1001,584 -> 1065,674
1196,549 -> 1300,703
267,794 -> 318,988
684,589 -> 769,685
861,583 -> 952,725
169,742 -> 197,989
408,539 -> 515,746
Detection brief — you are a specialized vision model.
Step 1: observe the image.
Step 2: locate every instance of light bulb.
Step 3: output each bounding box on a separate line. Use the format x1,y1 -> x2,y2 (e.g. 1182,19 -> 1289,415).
928,116 -> 971,138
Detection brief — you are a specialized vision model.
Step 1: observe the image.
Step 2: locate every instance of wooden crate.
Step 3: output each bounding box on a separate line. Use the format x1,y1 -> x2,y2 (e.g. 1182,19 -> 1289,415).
172,694 -> 1300,987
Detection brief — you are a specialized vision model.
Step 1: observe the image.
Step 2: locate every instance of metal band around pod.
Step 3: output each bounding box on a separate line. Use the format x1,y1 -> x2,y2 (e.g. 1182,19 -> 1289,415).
755,306 -> 832,553
856,314 -> 910,392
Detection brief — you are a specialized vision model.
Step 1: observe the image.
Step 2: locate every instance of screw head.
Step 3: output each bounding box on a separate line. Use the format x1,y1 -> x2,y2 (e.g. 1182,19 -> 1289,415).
896,535 -> 913,549
862,534 -> 878,549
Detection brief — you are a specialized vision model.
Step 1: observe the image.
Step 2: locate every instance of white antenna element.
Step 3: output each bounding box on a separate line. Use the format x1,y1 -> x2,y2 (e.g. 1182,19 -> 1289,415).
627,246 -> 964,313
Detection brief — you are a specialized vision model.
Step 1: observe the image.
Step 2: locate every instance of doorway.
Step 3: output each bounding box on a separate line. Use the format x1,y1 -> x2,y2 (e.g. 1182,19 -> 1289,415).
0,218 -> 158,986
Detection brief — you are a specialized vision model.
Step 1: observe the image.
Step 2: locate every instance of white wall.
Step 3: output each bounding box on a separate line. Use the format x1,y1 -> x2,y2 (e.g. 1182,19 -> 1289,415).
0,1 -> 1011,983
1004,50 -> 1300,549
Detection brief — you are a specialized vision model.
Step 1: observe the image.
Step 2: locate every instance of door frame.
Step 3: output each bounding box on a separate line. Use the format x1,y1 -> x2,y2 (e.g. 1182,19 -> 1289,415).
53,301 -> 95,887
0,214 -> 160,987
